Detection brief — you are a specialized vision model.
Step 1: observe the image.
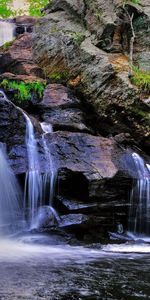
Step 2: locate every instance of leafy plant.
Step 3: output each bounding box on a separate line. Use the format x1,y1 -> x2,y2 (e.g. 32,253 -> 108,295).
0,79 -> 46,103
28,0 -> 50,17
48,71 -> 70,83
0,0 -> 13,18
131,65 -> 150,92
0,39 -> 16,50
122,0 -> 141,4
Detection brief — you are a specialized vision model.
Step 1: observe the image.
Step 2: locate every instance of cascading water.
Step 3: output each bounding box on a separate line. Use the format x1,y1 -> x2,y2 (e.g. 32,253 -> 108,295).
128,153 -> 150,236
0,144 -> 24,235
23,114 -> 58,229
23,113 -> 42,228
0,90 -> 8,100
0,20 -> 15,47
41,122 -> 57,206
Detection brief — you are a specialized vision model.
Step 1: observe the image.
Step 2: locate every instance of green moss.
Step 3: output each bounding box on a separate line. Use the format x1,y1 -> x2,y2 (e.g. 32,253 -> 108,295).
122,0 -> 141,4
68,32 -> 85,45
0,79 -> 46,103
94,9 -> 103,21
0,39 -> 16,50
50,26 -> 58,33
131,66 -> 150,92
48,71 -> 70,83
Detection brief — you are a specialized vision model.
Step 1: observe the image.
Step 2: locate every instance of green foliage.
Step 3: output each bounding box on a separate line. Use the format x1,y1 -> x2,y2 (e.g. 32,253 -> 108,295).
48,71 -> 70,83
0,39 -> 16,50
0,0 -> 50,18
0,79 -> 46,103
94,9 -> 103,21
0,0 -> 13,18
28,0 -> 50,17
130,0 -> 140,4
121,0 -> 141,6
68,32 -> 85,45
122,0 -> 141,5
131,66 -> 150,92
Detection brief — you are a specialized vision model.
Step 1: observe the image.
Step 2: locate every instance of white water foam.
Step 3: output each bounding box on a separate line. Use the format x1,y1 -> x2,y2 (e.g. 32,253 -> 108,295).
0,21 -> 15,46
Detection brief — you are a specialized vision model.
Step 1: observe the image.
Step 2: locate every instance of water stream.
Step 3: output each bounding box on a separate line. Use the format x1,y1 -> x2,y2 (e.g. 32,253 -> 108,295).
0,144 -> 25,235
41,122 -> 57,207
0,20 -> 15,47
128,153 -> 150,237
23,114 -> 58,229
1,11 -> 150,299
0,89 -> 8,100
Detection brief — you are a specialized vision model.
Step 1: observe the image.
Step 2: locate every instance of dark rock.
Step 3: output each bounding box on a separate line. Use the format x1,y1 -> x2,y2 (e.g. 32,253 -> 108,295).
0,98 -> 27,173
42,130 -> 136,201
56,196 -> 98,214
59,214 -> 89,229
38,84 -> 92,133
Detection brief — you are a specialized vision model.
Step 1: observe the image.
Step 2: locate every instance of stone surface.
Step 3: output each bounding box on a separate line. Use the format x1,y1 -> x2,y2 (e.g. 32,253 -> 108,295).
0,34 -> 44,79
38,84 -> 91,133
0,2 -> 150,241
0,98 -> 27,173
33,0 -> 150,152
56,196 -> 98,214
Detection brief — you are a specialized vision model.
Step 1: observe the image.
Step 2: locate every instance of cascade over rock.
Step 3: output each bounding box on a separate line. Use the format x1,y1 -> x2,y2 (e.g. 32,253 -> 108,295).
0,8 -> 149,242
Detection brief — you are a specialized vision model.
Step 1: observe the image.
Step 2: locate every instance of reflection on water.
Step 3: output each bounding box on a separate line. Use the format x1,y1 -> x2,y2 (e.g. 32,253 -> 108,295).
0,234 -> 150,299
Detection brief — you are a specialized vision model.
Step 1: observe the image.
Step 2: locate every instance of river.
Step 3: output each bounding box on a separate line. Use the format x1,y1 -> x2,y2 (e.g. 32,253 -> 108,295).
0,234 -> 150,300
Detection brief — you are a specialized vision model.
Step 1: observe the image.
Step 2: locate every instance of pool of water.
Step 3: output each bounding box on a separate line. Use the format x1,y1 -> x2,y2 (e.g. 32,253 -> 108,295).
0,234 -> 150,299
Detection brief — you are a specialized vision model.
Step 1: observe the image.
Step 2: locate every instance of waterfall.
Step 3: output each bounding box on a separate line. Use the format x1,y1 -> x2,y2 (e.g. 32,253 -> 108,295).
0,21 -> 15,47
41,122 -> 57,206
128,153 -> 150,236
23,113 -> 42,229
0,144 -> 24,235
0,90 -> 8,101
23,114 -> 57,229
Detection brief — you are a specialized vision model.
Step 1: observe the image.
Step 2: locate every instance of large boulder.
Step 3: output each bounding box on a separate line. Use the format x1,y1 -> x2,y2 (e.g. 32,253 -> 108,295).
0,34 -> 44,80
42,130 -> 135,201
32,0 -> 150,152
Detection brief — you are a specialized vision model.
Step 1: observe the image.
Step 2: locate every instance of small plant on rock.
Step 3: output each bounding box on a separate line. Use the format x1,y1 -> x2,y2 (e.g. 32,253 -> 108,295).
0,79 -> 46,103
131,66 -> 150,92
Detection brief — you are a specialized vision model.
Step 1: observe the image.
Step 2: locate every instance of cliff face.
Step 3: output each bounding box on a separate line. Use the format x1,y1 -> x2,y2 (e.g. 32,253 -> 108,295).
0,2 -> 150,242
32,0 -> 150,153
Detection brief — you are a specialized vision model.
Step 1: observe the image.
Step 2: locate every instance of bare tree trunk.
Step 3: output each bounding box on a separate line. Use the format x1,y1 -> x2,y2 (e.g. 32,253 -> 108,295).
123,5 -> 136,76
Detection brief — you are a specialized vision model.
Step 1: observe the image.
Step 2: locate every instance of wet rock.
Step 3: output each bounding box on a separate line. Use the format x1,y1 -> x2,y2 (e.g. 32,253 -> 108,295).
15,15 -> 36,36
34,206 -> 59,229
56,196 -> 98,214
0,34 -> 44,79
59,212 -> 116,242
0,98 -> 27,173
59,214 -> 89,229
43,130 -> 135,200
38,84 -> 91,133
